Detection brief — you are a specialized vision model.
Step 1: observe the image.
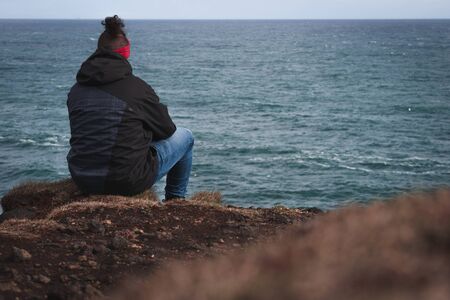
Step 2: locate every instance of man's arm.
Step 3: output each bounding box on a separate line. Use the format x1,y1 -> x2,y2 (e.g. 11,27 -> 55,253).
136,77 -> 176,141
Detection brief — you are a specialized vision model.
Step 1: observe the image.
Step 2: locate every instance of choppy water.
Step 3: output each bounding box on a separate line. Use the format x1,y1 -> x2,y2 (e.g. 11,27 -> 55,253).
0,20 -> 449,211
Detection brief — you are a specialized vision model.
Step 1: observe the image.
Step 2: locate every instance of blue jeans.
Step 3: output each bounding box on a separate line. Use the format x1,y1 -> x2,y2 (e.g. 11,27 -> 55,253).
150,127 -> 194,199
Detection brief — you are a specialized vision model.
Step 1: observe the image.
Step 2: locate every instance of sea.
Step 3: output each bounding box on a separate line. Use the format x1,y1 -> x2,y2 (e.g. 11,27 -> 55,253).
1,19 -> 449,213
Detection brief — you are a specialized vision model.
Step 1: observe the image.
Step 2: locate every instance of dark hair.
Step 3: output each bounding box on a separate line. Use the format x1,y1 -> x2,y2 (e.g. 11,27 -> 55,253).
98,15 -> 129,50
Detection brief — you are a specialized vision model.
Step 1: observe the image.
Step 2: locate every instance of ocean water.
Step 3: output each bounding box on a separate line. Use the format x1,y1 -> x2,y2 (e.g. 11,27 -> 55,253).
0,20 -> 449,211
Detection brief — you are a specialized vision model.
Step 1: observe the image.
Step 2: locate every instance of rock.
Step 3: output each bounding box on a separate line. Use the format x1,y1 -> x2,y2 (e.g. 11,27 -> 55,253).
72,241 -> 93,255
134,228 -> 144,234
130,243 -> 142,250
183,241 -> 202,251
71,241 -> 87,251
93,244 -> 110,255
87,260 -> 98,268
139,232 -> 157,240
88,219 -> 105,235
0,281 -> 21,293
10,247 -> 32,262
110,236 -> 128,250
84,284 -> 103,297
77,255 -> 87,262
33,274 -> 51,284
156,231 -> 173,241
59,275 -> 69,283
67,264 -> 81,270
69,274 -> 80,280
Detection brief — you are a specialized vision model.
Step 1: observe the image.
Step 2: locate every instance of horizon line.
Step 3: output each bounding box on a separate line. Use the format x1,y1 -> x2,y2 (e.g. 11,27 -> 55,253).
0,17 -> 449,21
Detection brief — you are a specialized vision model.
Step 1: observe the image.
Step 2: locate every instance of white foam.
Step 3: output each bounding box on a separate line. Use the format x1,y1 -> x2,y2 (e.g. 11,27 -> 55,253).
41,136 -> 65,147
340,164 -> 373,173
313,162 -> 330,168
45,137 -> 58,143
18,136 -> 67,148
388,170 -> 436,175
19,138 -> 37,144
41,142 -> 65,147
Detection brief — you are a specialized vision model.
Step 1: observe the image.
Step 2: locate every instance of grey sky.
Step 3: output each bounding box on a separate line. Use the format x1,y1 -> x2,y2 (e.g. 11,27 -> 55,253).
1,0 -> 449,19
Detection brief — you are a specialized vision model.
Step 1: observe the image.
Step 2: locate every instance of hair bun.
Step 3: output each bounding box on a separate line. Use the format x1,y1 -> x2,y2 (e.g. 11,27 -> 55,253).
101,15 -> 125,36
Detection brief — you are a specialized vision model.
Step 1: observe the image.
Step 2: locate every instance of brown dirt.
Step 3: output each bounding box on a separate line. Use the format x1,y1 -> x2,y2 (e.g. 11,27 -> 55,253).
0,179 -> 319,299
110,189 -> 450,300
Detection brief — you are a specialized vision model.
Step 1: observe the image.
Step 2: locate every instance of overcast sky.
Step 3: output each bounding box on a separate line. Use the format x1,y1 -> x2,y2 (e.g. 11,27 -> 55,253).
1,0 -> 449,19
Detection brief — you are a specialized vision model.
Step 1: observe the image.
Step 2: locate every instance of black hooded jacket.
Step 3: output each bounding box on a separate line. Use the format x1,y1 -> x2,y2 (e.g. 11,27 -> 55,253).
67,49 -> 176,195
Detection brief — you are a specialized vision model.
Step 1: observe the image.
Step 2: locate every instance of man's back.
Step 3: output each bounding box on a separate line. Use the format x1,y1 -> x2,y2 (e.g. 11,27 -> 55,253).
67,49 -> 176,195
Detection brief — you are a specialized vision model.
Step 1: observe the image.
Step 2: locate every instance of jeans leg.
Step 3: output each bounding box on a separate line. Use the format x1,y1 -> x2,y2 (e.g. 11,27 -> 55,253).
150,128 -> 194,199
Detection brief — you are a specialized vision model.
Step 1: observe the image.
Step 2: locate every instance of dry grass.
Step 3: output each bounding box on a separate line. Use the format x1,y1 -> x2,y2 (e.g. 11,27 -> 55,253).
131,188 -> 159,203
1,179 -> 159,221
0,219 -> 65,239
46,197 -> 158,220
1,179 -> 82,212
189,191 -> 222,206
110,189 -> 450,300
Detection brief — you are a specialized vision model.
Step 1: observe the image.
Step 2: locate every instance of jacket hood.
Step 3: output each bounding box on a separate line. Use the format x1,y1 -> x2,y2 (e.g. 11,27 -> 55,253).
76,48 -> 132,86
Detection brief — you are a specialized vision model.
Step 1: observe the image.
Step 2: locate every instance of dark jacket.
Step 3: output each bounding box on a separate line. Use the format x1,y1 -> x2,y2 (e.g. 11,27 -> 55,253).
67,49 -> 176,195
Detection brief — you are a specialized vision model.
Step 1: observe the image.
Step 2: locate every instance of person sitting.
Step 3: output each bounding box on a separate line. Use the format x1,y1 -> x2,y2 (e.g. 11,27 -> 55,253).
67,15 -> 194,200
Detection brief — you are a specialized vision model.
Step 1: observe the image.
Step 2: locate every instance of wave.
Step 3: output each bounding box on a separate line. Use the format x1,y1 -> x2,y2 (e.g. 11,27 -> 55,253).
16,136 -> 69,148
339,164 -> 373,173
245,150 -> 446,176
19,138 -> 37,145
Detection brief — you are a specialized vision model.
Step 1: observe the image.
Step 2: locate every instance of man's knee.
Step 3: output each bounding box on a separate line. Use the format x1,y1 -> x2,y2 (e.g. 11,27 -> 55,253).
179,127 -> 194,147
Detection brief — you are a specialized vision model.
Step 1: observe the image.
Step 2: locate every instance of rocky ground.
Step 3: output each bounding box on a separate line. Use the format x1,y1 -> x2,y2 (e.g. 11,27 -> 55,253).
0,179 -> 319,299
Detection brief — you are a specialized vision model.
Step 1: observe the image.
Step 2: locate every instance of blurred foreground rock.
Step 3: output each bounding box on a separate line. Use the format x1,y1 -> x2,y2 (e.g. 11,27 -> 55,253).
111,189 -> 450,300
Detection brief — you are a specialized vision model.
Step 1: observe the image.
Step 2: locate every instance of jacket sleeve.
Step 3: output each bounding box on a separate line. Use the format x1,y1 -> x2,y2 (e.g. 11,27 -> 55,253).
137,78 -> 176,141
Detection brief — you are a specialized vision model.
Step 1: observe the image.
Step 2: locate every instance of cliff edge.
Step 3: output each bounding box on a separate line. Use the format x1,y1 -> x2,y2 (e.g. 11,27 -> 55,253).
0,179 -> 318,299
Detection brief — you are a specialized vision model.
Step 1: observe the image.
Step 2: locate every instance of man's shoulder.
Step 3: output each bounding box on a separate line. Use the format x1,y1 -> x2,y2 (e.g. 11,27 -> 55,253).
128,75 -> 155,91
67,82 -> 93,98
124,75 -> 159,101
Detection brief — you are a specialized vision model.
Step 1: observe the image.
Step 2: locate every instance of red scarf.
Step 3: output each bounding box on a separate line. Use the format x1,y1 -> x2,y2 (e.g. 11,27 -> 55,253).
113,41 -> 130,59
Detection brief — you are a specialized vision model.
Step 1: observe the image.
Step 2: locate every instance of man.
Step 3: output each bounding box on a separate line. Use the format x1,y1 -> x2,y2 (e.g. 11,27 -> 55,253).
67,15 -> 193,200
